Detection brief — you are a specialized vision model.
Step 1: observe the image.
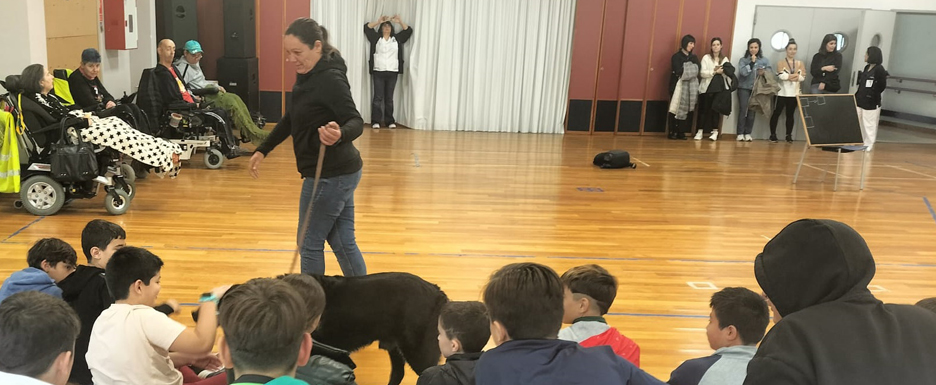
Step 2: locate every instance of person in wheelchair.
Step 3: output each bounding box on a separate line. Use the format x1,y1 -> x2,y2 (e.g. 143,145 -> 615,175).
174,40 -> 269,144
67,48 -> 153,135
15,64 -> 182,178
151,39 -> 249,159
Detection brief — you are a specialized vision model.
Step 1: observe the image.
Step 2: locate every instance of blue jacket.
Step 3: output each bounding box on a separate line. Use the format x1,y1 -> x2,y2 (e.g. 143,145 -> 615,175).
667,345 -> 757,385
737,56 -> 772,90
475,339 -> 664,385
0,267 -> 62,302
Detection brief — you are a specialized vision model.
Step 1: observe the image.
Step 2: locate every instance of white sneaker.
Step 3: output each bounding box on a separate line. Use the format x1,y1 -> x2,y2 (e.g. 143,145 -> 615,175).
388,123 -> 397,129
372,124 -> 380,130
709,130 -> 718,141
694,131 -> 703,140
737,134 -> 744,141
745,134 -> 753,142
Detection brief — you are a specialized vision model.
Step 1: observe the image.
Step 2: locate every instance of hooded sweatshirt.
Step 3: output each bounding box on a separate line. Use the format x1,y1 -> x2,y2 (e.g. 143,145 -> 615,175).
744,219 -> 936,385
0,267 -> 61,302
255,54 -> 364,179
475,339 -> 663,385
416,352 -> 481,385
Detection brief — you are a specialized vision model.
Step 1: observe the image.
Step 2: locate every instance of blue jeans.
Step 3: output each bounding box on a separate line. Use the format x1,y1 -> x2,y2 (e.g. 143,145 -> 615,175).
736,88 -> 756,135
298,169 -> 366,276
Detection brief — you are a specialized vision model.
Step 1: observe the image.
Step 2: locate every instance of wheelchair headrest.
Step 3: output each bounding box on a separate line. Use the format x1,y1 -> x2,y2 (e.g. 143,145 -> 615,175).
3,75 -> 23,93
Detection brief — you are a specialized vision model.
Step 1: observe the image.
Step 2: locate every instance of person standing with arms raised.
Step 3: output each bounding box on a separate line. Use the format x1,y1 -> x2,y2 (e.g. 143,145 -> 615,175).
249,18 -> 366,276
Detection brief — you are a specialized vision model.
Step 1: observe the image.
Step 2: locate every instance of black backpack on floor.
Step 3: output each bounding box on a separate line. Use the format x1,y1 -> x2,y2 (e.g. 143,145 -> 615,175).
593,150 -> 637,169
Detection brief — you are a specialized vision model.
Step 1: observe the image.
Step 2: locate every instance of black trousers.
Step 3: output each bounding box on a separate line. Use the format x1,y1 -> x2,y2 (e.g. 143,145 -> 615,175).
371,71 -> 399,125
697,93 -> 720,134
668,112 -> 693,137
769,96 -> 798,137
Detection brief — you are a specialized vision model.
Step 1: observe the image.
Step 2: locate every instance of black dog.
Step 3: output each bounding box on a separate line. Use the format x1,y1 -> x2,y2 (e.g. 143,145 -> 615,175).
310,272 -> 449,385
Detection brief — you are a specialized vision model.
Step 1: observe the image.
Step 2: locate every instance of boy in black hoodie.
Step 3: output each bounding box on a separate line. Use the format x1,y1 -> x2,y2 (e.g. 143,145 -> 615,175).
745,219 -> 936,385
417,301 -> 490,385
56,219 -> 178,385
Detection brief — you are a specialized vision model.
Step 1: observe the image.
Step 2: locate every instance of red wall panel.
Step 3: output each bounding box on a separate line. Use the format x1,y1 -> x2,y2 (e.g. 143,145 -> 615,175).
567,0 -> 605,100
707,0 -> 737,58
281,0 -> 310,92
646,0 -> 680,101
196,0 -> 224,80
595,0 -> 628,101
619,0 -> 654,100
680,0 -> 707,54
258,0 -> 284,92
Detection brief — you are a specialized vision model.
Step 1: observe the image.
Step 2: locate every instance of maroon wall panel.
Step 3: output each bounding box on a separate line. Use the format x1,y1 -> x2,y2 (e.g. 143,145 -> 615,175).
707,0 -> 737,58
196,0 -> 224,80
568,0 -> 605,100
646,0 -> 680,101
595,0 -> 628,101
680,0 -> 707,54
281,0 -> 310,92
258,0 -> 284,92
619,0 -> 654,100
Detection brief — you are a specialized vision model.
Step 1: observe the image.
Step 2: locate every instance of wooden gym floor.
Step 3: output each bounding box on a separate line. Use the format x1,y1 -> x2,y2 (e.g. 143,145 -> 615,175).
2,129 -> 936,383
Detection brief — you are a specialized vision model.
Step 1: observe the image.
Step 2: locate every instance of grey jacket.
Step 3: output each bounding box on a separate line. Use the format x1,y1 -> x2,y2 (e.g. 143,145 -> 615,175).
667,345 -> 757,385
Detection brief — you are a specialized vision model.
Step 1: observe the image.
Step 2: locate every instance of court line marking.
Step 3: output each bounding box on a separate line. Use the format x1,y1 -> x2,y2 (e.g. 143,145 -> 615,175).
887,165 -> 936,180
687,282 -> 717,290
412,152 -> 421,168
761,235 -> 772,241
802,164 -> 842,176
632,157 -> 650,168
1,217 -> 45,243
925,197 -> 936,225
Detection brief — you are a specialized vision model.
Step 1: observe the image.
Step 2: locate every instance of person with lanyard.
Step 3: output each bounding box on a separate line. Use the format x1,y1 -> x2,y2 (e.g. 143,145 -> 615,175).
364,15 -> 413,130
68,48 -> 153,134
174,40 -> 269,144
250,18 -> 367,277
854,46 -> 888,150
769,39 -> 805,143
810,34 -> 842,94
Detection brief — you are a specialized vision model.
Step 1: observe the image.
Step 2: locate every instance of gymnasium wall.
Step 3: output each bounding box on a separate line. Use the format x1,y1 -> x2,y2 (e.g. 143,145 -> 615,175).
566,0 -> 739,134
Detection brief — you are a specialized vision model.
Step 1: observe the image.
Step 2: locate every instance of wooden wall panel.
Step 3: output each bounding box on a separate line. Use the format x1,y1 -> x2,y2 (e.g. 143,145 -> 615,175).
596,0 -> 628,101
196,0 -> 224,80
567,0 -> 606,101
646,0 -> 680,102
619,0 -> 655,100
45,0 -> 99,72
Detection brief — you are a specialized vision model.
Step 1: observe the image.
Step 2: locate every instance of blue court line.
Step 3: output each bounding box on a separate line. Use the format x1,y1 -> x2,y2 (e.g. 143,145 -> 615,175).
1,217 -> 45,243
925,197 -> 936,225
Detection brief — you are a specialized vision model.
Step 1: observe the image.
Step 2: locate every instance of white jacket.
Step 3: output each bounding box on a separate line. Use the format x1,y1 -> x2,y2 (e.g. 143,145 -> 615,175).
699,54 -> 729,93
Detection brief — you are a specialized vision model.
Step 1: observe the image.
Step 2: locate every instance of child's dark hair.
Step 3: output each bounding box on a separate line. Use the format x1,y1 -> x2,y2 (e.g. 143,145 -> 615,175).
916,297 -> 936,314
105,247 -> 163,301
483,263 -> 564,340
26,238 -> 77,270
561,264 -> 618,315
277,274 -> 326,330
81,219 -> 126,262
439,301 -> 490,353
0,291 -> 80,378
219,278 -> 309,374
710,287 -> 770,345
285,17 -> 340,60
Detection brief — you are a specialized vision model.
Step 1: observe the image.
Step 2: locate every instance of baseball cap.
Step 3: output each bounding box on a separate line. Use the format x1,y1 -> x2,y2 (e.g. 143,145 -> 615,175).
184,40 -> 203,54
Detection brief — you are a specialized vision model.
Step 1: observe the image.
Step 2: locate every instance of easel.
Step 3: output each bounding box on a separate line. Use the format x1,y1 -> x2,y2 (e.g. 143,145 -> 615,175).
792,95 -> 869,191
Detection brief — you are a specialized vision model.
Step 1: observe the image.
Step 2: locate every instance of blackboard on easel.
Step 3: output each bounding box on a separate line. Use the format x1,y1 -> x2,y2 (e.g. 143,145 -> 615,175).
796,95 -> 864,146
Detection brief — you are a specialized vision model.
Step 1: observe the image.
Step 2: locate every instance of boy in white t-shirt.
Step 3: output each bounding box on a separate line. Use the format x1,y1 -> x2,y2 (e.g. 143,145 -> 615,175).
86,247 -> 230,385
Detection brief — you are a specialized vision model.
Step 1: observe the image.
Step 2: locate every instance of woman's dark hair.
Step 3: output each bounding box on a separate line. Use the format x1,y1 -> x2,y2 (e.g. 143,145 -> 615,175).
285,17 -> 340,60
744,38 -> 762,58
379,21 -> 396,38
681,34 -> 696,51
709,37 -> 724,62
866,46 -> 883,65
786,38 -> 798,49
819,34 -> 837,53
20,64 -> 46,95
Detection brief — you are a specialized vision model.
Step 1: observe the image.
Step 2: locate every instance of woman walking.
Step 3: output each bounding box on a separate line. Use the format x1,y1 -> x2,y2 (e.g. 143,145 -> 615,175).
250,18 -> 366,276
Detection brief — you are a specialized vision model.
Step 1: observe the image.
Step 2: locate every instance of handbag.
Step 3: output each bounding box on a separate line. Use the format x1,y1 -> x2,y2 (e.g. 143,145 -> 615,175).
51,119 -> 98,182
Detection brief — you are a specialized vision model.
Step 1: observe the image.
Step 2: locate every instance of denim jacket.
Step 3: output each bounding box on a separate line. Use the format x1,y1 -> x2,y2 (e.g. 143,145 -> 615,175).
737,56 -> 772,90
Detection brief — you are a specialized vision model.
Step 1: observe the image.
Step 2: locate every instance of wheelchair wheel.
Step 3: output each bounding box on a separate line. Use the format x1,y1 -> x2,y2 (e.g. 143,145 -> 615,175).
104,189 -> 131,215
204,148 -> 224,169
20,175 -> 66,216
112,178 -> 136,201
120,163 -> 137,184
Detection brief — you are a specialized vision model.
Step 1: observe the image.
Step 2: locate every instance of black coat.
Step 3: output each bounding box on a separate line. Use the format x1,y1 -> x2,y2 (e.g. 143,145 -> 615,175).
745,219 -> 936,385
68,70 -> 115,111
364,23 -> 414,74
152,64 -> 197,108
810,51 -> 843,90
669,51 -> 700,95
416,352 -> 482,385
256,55 -> 364,179
855,64 -> 888,110
709,63 -> 738,116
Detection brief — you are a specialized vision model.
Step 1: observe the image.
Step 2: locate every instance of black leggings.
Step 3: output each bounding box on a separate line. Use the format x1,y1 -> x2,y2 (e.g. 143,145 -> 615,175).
697,93 -> 720,133
769,96 -> 798,137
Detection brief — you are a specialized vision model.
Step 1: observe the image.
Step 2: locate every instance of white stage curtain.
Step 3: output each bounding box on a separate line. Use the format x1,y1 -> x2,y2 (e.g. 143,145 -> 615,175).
311,0 -> 575,133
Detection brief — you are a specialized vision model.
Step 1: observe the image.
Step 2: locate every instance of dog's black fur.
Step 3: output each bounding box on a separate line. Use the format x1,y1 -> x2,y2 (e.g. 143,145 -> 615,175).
309,272 -> 449,385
